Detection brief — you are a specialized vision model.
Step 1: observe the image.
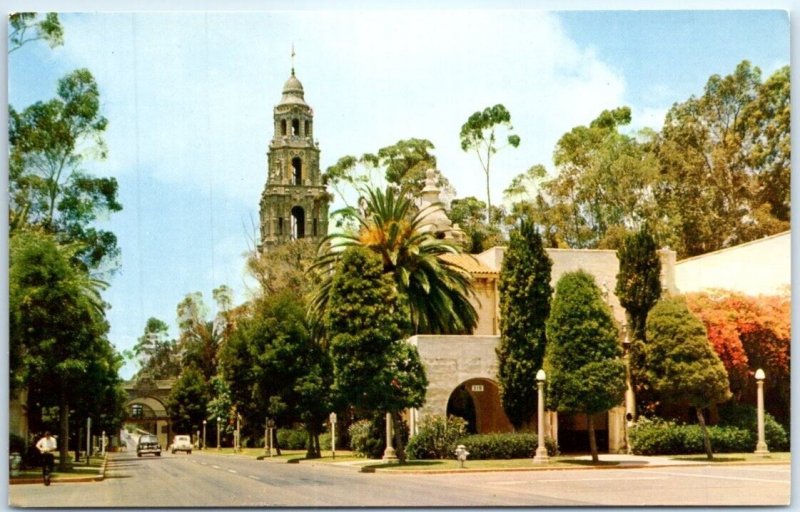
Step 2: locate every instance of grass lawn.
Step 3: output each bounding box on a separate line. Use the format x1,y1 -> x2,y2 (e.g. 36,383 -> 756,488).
671,452 -> 791,463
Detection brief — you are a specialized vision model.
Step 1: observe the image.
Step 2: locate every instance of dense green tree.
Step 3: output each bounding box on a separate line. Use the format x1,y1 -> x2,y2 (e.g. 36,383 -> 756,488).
459,104 -> 521,221
9,230 -> 120,469
132,317 -> 181,380
220,291 -> 332,456
167,367 -> 210,435
176,292 -> 223,381
743,65 -> 791,222
615,226 -> 662,415
496,219 -> 553,429
9,13 -> 63,53
653,61 -> 789,257
541,107 -> 659,249
544,270 -> 626,462
9,68 -> 121,269
323,247 -> 427,461
372,138 -> 449,196
447,196 -> 505,253
645,296 -> 732,459
312,185 -> 477,335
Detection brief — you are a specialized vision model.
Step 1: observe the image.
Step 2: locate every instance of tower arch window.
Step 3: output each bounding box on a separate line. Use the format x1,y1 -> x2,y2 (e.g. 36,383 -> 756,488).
292,118 -> 300,136
278,217 -> 284,236
305,120 -> 311,137
292,157 -> 303,185
281,119 -> 287,136
291,206 -> 306,239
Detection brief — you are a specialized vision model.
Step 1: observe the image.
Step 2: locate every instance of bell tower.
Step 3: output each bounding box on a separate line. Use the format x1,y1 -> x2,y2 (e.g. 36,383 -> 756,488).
259,62 -> 329,251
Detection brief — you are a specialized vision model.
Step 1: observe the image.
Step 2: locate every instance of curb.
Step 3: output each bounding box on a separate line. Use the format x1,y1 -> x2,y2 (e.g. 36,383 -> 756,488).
360,459 -> 791,475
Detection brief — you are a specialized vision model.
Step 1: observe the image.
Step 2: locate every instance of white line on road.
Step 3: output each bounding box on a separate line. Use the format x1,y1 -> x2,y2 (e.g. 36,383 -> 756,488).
228,469 -> 237,474
635,470 -> 788,484
492,477 -> 668,484
248,475 -> 260,480
212,465 -> 220,469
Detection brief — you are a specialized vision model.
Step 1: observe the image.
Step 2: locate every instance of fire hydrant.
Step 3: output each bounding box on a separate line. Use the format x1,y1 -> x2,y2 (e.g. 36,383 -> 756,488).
454,445 -> 469,468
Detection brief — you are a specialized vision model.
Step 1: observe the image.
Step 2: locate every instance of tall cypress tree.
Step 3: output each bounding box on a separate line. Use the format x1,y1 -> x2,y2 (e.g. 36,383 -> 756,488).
615,226 -> 662,341
497,219 -> 553,429
615,226 -> 662,415
545,270 -> 626,462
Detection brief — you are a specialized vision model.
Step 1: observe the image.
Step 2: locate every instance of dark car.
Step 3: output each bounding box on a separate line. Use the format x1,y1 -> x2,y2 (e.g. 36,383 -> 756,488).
136,434 -> 161,457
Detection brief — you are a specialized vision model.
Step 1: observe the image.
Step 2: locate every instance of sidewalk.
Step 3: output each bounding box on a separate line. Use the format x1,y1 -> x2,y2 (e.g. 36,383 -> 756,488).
9,455 -> 108,485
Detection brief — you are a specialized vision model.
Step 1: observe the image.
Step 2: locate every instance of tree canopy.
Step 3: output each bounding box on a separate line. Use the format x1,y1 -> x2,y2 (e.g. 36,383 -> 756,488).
645,296 -> 731,459
544,270 -> 625,462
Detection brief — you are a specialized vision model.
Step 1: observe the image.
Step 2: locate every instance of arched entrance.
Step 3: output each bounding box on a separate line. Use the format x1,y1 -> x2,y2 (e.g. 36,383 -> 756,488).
446,378 -> 513,434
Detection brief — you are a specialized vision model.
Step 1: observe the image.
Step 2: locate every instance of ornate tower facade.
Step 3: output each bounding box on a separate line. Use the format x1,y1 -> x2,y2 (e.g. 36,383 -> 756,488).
259,68 -> 329,251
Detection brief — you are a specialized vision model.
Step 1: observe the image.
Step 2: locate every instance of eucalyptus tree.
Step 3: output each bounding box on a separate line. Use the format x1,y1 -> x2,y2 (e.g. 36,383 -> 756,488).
459,104 -> 521,223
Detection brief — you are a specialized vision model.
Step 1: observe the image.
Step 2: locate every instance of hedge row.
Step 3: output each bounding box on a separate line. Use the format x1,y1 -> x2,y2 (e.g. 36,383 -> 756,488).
457,433 -> 559,460
405,415 -> 559,460
276,428 -> 332,451
629,415 -> 789,455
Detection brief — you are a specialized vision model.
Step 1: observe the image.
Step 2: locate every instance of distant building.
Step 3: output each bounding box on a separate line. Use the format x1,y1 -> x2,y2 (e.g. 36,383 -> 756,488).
259,67 -> 329,251
409,173 -> 678,453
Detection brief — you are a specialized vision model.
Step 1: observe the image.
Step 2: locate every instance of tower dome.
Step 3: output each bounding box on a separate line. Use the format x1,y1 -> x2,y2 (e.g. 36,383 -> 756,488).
279,69 -> 307,106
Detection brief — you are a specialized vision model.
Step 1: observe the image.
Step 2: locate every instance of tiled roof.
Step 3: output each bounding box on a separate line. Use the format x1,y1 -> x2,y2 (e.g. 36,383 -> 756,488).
439,253 -> 498,276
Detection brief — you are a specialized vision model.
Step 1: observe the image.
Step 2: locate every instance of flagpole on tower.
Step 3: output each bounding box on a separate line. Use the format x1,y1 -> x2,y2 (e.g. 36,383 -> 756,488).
291,44 -> 296,75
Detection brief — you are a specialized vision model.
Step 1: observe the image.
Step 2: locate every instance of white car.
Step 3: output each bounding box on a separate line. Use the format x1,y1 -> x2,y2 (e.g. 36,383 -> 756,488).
171,435 -> 193,454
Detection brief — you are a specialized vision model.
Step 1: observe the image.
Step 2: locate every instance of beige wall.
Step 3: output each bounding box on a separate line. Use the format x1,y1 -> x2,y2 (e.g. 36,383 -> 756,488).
675,231 -> 790,296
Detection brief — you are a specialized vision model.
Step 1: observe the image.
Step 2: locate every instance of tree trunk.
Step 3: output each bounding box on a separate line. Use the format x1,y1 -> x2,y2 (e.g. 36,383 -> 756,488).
588,413 -> 598,463
696,407 -> 713,460
393,412 -> 405,464
273,428 -> 282,456
58,388 -> 70,471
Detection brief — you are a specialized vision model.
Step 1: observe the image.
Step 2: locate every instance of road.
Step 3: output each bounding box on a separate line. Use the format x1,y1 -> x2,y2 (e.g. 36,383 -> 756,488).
8,451 -> 790,507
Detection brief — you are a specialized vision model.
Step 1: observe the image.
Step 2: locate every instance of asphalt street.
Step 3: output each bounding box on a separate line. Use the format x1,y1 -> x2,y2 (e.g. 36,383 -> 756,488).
8,451 -> 790,507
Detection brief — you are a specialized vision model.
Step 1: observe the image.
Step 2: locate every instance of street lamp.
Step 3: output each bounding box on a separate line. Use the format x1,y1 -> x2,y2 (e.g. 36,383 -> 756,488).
202,420 -> 207,450
216,417 -> 221,451
754,369 -> 769,455
622,325 -> 635,454
533,369 -> 549,464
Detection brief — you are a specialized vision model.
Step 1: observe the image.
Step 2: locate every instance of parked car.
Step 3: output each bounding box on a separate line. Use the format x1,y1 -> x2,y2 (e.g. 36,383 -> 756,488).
171,435 -> 193,454
136,434 -> 161,457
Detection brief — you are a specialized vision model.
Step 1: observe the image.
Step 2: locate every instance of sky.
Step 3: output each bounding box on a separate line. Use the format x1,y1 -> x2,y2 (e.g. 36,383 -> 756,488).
5,4 -> 792,379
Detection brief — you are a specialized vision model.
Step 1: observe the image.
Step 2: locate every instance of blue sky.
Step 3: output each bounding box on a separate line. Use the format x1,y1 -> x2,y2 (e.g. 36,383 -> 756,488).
6,6 -> 791,379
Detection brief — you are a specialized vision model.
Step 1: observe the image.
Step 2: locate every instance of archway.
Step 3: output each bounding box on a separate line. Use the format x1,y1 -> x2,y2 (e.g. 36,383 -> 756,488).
446,378 -> 513,434
291,206 -> 305,239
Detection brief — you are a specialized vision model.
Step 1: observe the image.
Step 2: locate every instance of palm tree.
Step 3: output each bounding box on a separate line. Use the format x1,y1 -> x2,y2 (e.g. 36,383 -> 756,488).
311,185 -> 478,335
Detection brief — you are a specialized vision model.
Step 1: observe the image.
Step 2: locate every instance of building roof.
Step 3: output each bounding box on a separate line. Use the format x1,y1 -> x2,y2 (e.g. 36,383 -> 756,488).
440,253 -> 498,276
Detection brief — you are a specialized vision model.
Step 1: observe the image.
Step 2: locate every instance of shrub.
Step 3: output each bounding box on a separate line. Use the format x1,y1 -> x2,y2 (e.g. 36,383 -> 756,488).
319,432 -> 332,451
348,419 -> 376,458
629,415 -> 782,455
277,427 -> 308,450
456,432 -> 558,460
718,402 -> 789,451
406,415 -> 467,460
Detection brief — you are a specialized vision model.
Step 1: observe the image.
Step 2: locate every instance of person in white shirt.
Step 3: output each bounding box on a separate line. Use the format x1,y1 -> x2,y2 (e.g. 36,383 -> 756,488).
36,431 -> 57,478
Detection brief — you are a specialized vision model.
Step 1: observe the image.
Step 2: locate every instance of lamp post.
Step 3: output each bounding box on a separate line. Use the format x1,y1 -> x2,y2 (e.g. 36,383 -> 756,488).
533,369 -> 549,464
622,325 -> 635,454
754,369 -> 769,455
202,420 -> 207,450
382,412 -> 398,463
216,417 -> 221,451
